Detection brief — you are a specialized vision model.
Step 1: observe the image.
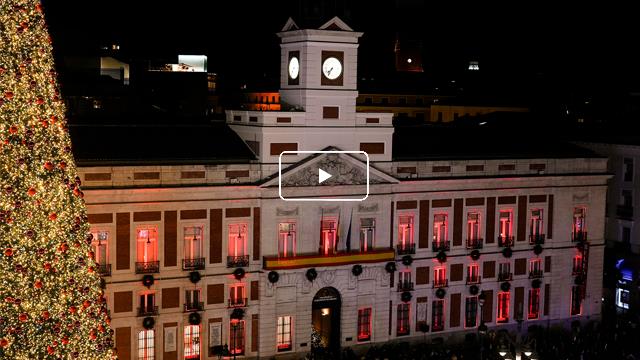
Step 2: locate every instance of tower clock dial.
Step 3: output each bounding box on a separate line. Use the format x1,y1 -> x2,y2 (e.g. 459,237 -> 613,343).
288,56 -> 299,80
322,57 -> 342,80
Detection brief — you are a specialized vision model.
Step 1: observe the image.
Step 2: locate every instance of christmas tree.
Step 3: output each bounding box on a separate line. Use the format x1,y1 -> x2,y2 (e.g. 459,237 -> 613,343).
0,1 -> 115,358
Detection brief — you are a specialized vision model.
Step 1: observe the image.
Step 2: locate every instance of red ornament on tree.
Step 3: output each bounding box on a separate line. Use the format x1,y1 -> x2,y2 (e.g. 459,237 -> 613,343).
4,248 -> 13,257
18,313 -> 28,322
41,311 -> 50,320
27,187 -> 36,196
44,161 -> 53,171
48,213 -> 57,221
0,338 -> 8,347
69,306 -> 77,314
4,91 -> 13,99
9,125 -> 18,134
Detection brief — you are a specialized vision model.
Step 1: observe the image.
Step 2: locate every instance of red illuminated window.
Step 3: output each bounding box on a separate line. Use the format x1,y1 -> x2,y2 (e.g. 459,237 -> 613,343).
467,264 -> 480,284
465,296 -> 478,328
276,316 -> 292,351
432,300 -> 445,331
433,214 -> 448,246
572,208 -> 586,241
467,212 -> 481,242
570,286 -> 583,316
358,308 -> 372,341
497,291 -> 510,323
278,223 -> 296,258
136,227 -> 158,263
228,224 -> 247,258
529,209 -> 544,243
397,303 -> 410,336
498,262 -> 511,281
229,320 -> 245,355
137,329 -> 155,360
498,210 -> 513,245
321,218 -> 337,255
185,289 -> 201,311
184,225 -> 203,260
360,218 -> 376,252
572,254 -> 584,275
90,230 -> 109,266
229,284 -> 246,307
434,267 -> 447,288
138,292 -> 156,316
398,215 -> 414,250
529,259 -> 542,278
528,289 -> 540,319
184,325 -> 200,359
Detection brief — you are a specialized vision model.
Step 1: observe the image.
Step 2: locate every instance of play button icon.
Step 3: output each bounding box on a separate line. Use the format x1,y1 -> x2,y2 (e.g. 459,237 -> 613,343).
318,168 -> 332,184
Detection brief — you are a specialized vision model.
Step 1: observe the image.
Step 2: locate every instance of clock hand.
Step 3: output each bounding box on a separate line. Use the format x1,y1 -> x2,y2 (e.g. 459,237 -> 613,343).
327,67 -> 333,75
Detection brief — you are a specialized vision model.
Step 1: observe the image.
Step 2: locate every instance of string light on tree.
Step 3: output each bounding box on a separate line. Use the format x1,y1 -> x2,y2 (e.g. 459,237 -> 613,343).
0,1 -> 115,358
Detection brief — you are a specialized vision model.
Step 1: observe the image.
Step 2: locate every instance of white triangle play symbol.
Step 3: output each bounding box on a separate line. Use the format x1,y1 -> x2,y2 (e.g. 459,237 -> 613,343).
318,168 -> 332,184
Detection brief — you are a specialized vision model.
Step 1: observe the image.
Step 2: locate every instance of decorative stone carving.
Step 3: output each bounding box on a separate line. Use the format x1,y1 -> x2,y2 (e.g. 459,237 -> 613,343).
276,207 -> 299,216
358,203 -> 379,213
321,206 -> 340,214
321,270 -> 336,286
573,193 -> 589,203
281,154 -> 385,186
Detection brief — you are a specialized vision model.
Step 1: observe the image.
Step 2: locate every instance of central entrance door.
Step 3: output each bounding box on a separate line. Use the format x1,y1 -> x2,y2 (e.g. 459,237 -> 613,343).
312,287 -> 341,353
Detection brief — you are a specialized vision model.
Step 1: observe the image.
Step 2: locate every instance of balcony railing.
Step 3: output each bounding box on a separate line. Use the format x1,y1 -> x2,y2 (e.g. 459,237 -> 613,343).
466,275 -> 482,285
466,238 -> 484,249
529,234 -> 546,245
433,279 -> 449,288
182,257 -> 205,271
397,281 -> 414,292
572,231 -> 588,243
617,205 -> 634,219
227,255 -> 249,268
498,236 -> 514,248
396,243 -> 416,255
432,240 -> 450,252
96,263 -> 111,276
498,272 -> 512,281
263,248 -> 395,270
432,321 -> 444,332
572,266 -> 584,276
228,298 -> 248,308
184,302 -> 204,312
137,306 -> 159,317
135,261 -> 160,274
529,269 -> 544,279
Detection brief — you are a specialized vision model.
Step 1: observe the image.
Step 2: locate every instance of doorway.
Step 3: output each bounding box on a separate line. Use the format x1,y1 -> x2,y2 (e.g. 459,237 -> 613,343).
312,287 -> 341,353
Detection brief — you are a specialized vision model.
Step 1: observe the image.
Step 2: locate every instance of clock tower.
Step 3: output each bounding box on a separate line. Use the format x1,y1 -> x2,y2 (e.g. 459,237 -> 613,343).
278,17 -> 361,126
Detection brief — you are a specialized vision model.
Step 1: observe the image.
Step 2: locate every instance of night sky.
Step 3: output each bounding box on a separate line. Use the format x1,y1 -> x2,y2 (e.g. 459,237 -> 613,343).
40,1 -> 640,121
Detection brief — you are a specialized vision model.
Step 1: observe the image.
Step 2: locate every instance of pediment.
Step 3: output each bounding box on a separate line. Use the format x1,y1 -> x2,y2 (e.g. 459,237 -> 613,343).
262,150 -> 398,188
281,17 -> 299,32
319,16 -> 354,31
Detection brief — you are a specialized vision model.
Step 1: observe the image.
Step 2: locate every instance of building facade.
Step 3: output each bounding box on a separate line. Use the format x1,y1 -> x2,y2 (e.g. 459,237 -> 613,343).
78,18 -> 608,360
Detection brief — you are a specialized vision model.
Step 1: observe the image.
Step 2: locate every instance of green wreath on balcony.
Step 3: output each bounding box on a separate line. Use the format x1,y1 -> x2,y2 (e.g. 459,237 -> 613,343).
142,274 -> 154,288
142,317 -> 155,330
469,285 -> 479,295
531,279 -> 542,289
436,251 -> 447,263
436,288 -> 446,299
189,271 -> 201,284
402,255 -> 413,266
231,308 -> 245,320
352,265 -> 363,277
418,322 -> 430,333
233,268 -> 245,280
574,275 -> 585,285
268,271 -> 280,283
470,249 -> 481,261
306,268 -> 318,282
385,262 -> 397,273
500,281 -> 511,292
401,291 -> 412,303
502,247 -> 513,258
188,312 -> 202,325
533,244 -> 543,255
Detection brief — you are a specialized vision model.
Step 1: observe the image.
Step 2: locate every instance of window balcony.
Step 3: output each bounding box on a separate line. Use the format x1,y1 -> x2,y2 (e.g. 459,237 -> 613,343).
498,272 -> 512,281
184,302 -> 204,312
135,261 -> 160,274
182,257 -> 205,271
137,306 -> 159,317
466,275 -> 482,285
227,255 -> 249,268
396,243 -> 416,255
617,205 -> 634,219
96,263 -> 111,276
529,234 -> 546,245
572,231 -> 588,243
433,279 -> 449,288
397,281 -> 414,292
529,269 -> 544,279
432,240 -> 450,252
228,298 -> 248,308
466,238 -> 483,249
498,236 -> 514,248
432,321 -> 444,332
263,248 -> 395,270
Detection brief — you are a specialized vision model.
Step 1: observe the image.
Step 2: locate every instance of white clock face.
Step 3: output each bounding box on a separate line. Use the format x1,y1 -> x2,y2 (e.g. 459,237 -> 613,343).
288,57 -> 299,80
322,57 -> 342,80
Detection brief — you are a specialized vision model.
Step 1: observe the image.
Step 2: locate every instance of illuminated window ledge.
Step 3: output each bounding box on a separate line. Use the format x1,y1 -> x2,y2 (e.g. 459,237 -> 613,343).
263,248 -> 395,270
